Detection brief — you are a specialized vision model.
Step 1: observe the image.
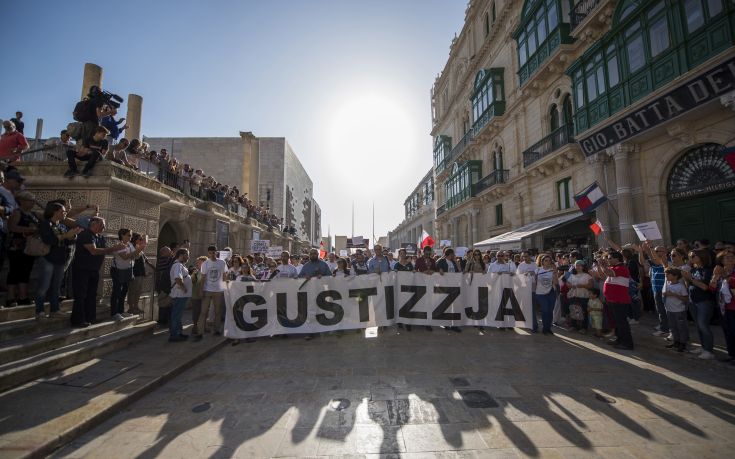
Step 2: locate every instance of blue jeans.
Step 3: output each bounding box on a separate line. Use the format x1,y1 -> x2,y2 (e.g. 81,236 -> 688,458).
170,297 -> 188,337
536,290 -> 557,333
531,293 -> 539,332
35,258 -> 66,314
690,300 -> 715,352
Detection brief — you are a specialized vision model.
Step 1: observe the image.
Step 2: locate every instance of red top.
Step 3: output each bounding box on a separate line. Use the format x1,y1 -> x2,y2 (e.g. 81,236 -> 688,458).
0,132 -> 29,160
603,264 -> 631,303
414,256 -> 436,273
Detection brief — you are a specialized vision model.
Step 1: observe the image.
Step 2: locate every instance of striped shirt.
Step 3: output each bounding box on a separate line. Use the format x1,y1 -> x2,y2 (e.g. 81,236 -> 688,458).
649,261 -> 665,293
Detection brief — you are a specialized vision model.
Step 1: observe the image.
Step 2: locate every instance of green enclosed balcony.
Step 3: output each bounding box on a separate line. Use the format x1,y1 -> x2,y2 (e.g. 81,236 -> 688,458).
471,68 -> 506,137
444,161 -> 482,211
433,135 -> 452,174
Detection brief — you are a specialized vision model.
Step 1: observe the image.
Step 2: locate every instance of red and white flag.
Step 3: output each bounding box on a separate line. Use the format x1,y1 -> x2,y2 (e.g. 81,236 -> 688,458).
589,220 -> 605,235
418,230 -> 435,249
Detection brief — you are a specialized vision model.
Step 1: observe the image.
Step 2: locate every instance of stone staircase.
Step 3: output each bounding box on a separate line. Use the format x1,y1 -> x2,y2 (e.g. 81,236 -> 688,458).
0,297 -> 156,393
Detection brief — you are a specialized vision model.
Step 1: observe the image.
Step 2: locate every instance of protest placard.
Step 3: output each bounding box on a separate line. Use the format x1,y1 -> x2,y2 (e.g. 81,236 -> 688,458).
251,239 -> 271,253
632,221 -> 663,241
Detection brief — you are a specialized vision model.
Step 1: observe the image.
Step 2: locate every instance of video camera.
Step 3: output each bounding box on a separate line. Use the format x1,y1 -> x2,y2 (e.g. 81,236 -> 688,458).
87,85 -> 123,109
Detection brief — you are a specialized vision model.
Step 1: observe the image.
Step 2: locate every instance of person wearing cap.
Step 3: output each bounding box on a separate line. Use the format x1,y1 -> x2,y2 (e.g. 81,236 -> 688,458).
6,190 -> 40,307
0,120 -> 29,161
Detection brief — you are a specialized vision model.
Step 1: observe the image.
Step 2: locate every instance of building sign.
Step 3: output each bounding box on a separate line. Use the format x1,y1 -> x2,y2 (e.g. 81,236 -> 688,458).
667,144 -> 735,200
578,57 -> 735,156
216,220 -> 229,249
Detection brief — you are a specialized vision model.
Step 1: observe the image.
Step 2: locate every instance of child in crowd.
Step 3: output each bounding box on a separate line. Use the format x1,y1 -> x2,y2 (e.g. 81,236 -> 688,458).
663,267 -> 690,352
588,288 -> 604,338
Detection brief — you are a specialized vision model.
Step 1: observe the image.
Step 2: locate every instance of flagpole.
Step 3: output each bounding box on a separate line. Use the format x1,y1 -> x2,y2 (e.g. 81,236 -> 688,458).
372,201 -> 375,247
351,201 -> 354,238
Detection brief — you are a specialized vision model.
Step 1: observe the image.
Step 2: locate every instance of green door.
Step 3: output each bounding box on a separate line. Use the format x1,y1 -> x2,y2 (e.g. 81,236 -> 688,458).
669,191 -> 735,244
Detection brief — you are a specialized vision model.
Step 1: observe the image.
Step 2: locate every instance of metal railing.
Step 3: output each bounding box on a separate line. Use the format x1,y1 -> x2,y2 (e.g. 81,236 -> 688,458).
522,124 -> 575,168
571,0 -> 600,30
474,169 -> 509,195
448,129 -> 474,162
436,203 -> 447,217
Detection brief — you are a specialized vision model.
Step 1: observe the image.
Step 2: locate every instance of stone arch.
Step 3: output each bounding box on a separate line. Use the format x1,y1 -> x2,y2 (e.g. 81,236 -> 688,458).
157,219 -> 190,252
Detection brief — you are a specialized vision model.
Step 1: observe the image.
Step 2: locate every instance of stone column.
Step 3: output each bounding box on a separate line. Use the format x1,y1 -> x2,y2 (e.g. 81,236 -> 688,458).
469,208 -> 479,246
586,152 -> 610,246
452,217 -> 460,247
81,63 -> 103,99
607,143 -> 638,243
126,94 -> 143,141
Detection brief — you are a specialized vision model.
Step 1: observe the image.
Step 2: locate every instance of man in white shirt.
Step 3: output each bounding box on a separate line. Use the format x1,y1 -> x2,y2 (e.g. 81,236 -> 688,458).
516,251 -> 537,276
488,251 -> 515,274
325,252 -> 338,273
193,245 -> 228,340
276,251 -> 299,278
169,248 -> 192,342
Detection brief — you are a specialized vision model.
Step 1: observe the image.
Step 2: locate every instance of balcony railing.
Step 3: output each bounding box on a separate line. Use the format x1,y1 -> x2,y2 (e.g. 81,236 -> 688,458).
436,203 -> 447,217
474,169 -> 509,195
447,129 -> 474,162
472,101 -> 506,135
571,0 -> 600,30
522,124 -> 575,168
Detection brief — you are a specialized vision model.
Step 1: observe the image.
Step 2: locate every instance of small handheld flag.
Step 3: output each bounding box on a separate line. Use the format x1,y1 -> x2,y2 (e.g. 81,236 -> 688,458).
574,182 -> 607,214
418,230 -> 435,249
589,220 -> 604,235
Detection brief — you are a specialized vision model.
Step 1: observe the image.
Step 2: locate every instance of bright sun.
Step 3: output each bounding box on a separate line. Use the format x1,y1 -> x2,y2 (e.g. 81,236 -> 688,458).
327,93 -> 416,171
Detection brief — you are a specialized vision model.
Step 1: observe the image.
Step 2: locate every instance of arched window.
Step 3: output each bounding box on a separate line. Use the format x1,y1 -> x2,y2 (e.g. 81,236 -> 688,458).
493,147 -> 504,172
549,104 -> 560,132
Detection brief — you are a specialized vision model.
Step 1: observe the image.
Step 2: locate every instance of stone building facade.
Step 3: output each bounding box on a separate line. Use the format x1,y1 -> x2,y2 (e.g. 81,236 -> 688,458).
431,0 -> 735,254
144,135 -> 321,245
388,169 -> 436,250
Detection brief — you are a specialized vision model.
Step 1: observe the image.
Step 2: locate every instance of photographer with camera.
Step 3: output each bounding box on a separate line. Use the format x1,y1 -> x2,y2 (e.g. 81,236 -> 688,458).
70,86 -> 122,142
64,125 -> 109,178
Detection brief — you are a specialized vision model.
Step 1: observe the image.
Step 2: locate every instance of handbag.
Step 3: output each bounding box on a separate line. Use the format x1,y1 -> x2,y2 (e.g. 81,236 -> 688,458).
24,235 -> 50,257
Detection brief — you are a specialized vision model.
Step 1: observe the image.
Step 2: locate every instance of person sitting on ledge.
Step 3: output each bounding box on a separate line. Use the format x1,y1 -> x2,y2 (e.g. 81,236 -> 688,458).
64,125 -> 109,178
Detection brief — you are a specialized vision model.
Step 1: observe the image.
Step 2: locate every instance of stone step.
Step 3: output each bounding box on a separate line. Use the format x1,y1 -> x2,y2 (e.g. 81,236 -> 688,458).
0,294 -> 153,323
0,321 -> 155,393
0,305 -> 111,342
0,299 -> 75,322
0,314 -> 141,363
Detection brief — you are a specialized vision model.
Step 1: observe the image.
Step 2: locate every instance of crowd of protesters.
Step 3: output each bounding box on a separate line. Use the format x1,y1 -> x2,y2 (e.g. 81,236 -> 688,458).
1,104 -> 285,231
145,238 -> 735,363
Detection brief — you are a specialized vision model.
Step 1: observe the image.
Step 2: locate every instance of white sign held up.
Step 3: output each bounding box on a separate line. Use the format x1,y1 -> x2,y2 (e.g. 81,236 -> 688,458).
251,239 -> 271,253
632,221 -> 663,241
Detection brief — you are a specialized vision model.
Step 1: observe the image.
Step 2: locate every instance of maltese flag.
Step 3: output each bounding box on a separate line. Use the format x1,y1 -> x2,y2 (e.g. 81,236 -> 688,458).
589,220 -> 604,236
574,182 -> 607,214
418,230 -> 435,249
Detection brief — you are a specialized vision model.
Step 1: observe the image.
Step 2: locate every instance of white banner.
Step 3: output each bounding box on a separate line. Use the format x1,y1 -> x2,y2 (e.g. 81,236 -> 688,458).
224,272 -> 533,338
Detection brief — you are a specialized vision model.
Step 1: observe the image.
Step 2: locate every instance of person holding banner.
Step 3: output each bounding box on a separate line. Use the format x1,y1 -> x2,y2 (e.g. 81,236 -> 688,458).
535,254 -> 559,335
192,245 -> 228,341
368,244 -> 391,274
298,248 -> 331,279
414,245 -> 435,331
351,251 -> 369,275
276,251 -> 298,278
393,248 -> 414,272
333,257 -> 351,277
437,248 -> 462,333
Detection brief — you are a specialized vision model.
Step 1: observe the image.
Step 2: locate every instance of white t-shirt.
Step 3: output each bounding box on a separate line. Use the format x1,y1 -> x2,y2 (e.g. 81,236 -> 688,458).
295,264 -> 303,275
488,261 -> 514,274
113,242 -> 135,269
663,280 -> 688,312
169,261 -> 192,298
276,263 -> 299,279
201,258 -> 227,292
325,261 -> 338,272
567,272 -> 593,298
516,261 -> 537,275
535,267 -> 555,295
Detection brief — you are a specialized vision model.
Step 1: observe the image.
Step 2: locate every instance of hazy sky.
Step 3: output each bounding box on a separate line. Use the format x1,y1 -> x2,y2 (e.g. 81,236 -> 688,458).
0,0 -> 466,242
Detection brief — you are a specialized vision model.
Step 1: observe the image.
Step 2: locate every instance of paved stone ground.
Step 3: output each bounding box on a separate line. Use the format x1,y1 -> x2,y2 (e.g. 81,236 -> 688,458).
54,317 -> 735,458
